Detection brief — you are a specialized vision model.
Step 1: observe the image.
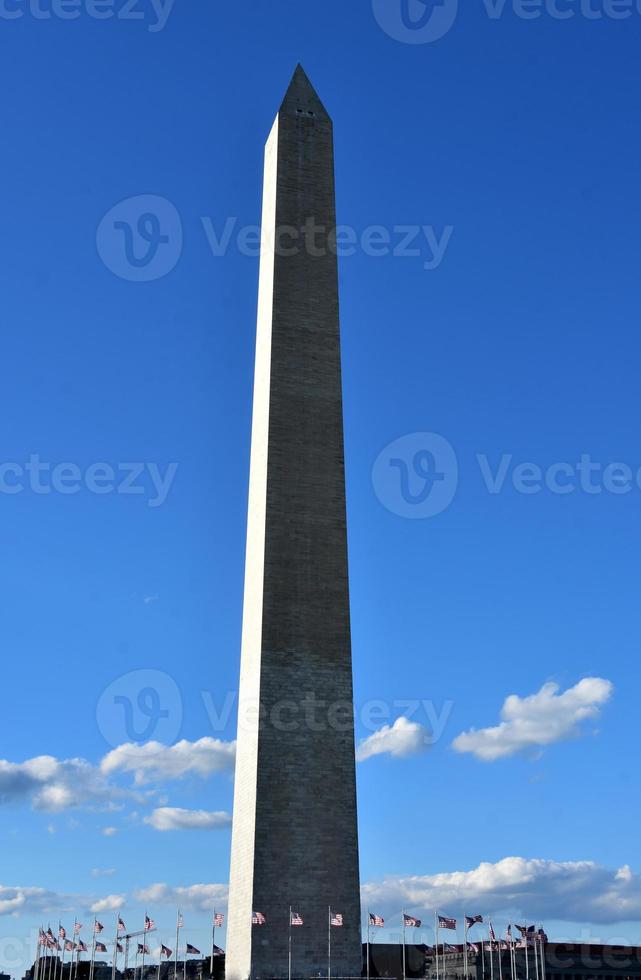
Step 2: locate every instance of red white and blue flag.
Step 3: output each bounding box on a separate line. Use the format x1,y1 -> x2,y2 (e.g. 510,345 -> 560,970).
214,913 -> 224,928
369,913 -> 384,927
161,946 -> 172,959
144,916 -> 155,932
404,915 -> 421,928
95,943 -> 107,954
290,912 -> 303,927
438,916 -> 457,931
77,942 -> 88,953
65,942 -> 75,953
252,912 -> 265,926
118,917 -> 126,933
94,922 -> 104,935
331,914 -> 343,927
116,944 -> 124,954
59,925 -> 67,940
74,924 -> 82,936
137,944 -> 149,955
186,945 -> 201,956
466,916 -> 483,928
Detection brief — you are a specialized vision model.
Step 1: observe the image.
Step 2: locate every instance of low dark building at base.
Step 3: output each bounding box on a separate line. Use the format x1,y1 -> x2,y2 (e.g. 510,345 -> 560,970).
364,944 -> 641,980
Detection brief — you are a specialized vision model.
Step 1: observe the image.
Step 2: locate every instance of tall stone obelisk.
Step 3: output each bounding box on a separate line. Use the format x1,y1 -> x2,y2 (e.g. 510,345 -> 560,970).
226,66 -> 362,980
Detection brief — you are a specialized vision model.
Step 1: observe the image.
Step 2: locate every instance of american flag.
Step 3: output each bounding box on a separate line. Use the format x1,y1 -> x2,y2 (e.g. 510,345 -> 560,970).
77,942 -> 88,953
59,925 -> 67,940
94,921 -> 104,934
211,946 -> 225,958
145,916 -> 155,932
330,913 -> 343,927
186,945 -> 201,956
214,913 -> 224,927
178,914 -> 184,929
467,943 -> 479,954
116,944 -> 124,954
290,911 -> 303,927
74,923 -> 82,936
466,916 -> 483,928
137,944 -> 149,955
369,913 -> 384,927
438,916 -> 457,931
489,924 -> 496,942
118,917 -> 126,933
95,943 -> 107,954
506,926 -> 513,942
252,912 -> 266,926
404,914 -> 421,928
47,928 -> 54,940
161,946 -> 172,959
65,942 -> 75,953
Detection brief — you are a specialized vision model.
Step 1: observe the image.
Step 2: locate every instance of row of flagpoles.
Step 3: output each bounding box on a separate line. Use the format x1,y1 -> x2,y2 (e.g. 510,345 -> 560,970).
365,911 -> 549,980
33,911 -> 226,980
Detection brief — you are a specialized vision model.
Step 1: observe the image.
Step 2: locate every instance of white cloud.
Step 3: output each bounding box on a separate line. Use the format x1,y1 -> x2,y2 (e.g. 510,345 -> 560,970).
356,716 -> 428,763
362,857 -> 641,924
0,754 -> 136,813
101,738 -> 236,785
452,678 -> 613,762
144,807 -> 232,832
91,894 -> 125,913
133,883 -> 228,912
91,869 -> 117,878
102,827 -> 118,837
0,885 -> 72,917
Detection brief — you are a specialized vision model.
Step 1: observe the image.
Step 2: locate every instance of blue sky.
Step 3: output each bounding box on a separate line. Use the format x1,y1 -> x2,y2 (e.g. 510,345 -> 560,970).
1,0 -> 641,974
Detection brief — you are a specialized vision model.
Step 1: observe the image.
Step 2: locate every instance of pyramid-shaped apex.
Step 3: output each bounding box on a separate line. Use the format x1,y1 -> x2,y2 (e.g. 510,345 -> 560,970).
279,64 -> 330,120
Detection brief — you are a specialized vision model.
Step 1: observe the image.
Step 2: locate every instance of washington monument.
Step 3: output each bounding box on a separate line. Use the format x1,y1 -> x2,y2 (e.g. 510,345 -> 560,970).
226,66 -> 362,980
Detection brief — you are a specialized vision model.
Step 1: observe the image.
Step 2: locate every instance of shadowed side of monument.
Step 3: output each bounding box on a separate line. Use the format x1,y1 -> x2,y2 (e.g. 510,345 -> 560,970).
226,66 -> 362,980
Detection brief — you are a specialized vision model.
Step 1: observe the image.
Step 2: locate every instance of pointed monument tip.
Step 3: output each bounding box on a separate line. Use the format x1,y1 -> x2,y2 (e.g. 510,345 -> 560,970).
280,64 -> 330,120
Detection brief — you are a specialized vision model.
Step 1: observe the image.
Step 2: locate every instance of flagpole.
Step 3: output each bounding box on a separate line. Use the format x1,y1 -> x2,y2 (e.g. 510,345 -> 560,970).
533,937 -> 539,980
402,912 -> 407,980
435,914 -> 439,980
288,907 -> 292,980
366,910 -> 370,980
89,920 -> 97,980
328,907 -> 331,980
539,932 -> 546,980
141,917 -> 146,980
464,915 -> 468,980
210,910 -> 216,977
489,930 -> 494,980
124,937 -> 129,980
112,914 -> 119,980
525,936 -> 530,980
183,947 -> 186,980
174,910 -> 180,980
